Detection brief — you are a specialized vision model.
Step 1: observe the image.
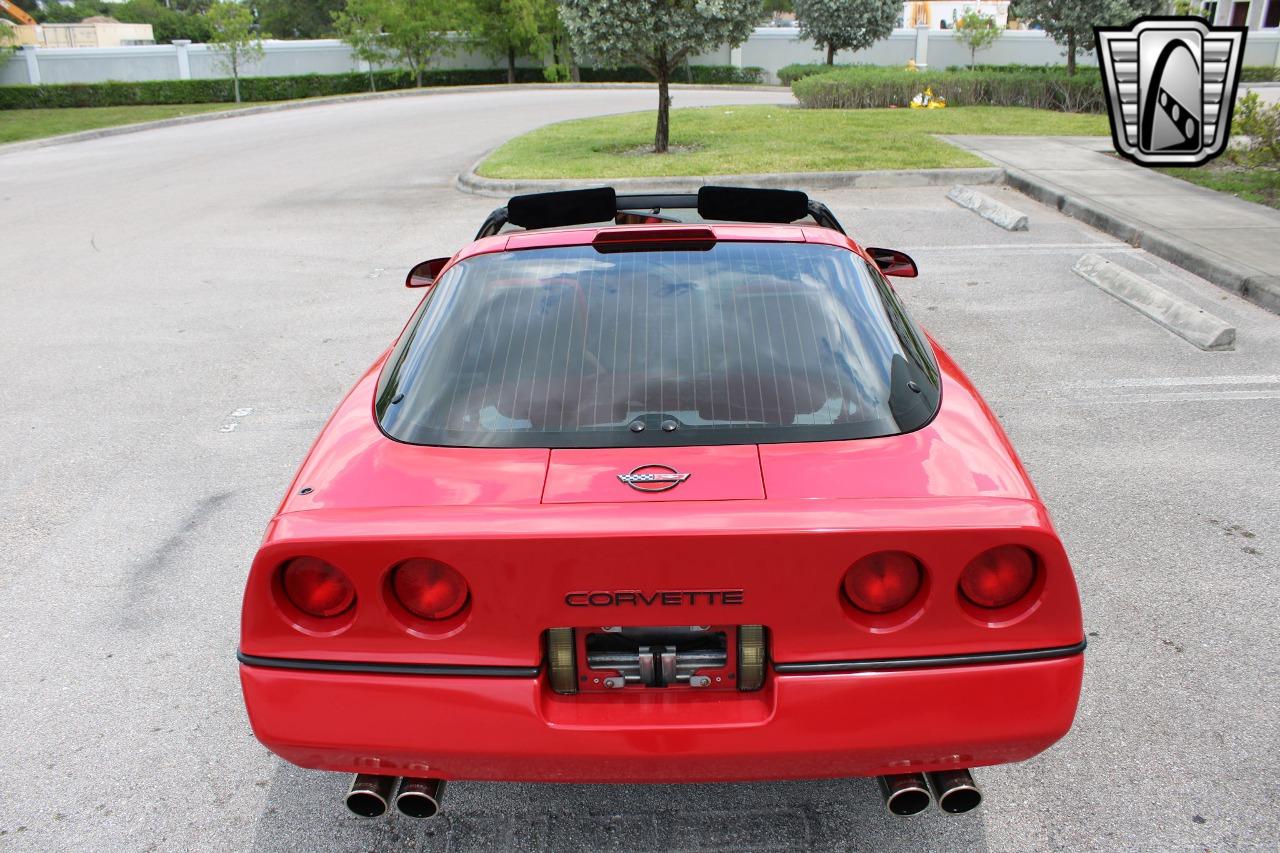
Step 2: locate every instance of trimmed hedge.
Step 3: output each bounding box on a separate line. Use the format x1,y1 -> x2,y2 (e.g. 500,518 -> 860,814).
1242,66 -> 1280,82
792,66 -> 1106,113
967,63 -> 1280,82
948,63 -> 1083,74
578,64 -> 764,84
777,63 -> 858,85
0,64 -> 765,110
782,61 -> 1279,89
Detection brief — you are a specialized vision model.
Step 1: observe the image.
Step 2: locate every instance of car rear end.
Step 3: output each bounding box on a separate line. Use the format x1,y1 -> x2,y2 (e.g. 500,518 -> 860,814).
239,220 -> 1084,818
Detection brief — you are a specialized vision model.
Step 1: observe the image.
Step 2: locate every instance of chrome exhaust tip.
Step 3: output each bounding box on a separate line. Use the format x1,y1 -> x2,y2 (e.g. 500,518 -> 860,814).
345,774 -> 397,818
878,773 -> 932,816
395,777 -> 446,819
927,769 -> 983,814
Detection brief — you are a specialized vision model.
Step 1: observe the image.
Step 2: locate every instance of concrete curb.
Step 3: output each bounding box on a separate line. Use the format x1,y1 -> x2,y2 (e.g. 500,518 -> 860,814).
946,185 -> 1029,230
456,165 -> 1006,198
1004,167 -> 1280,315
0,82 -> 791,157
1073,254 -> 1235,351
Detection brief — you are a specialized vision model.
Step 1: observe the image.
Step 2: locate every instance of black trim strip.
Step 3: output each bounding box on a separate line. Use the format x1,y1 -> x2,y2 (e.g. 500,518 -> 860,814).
238,641 -> 1085,680
237,649 -> 540,678
772,640 -> 1086,674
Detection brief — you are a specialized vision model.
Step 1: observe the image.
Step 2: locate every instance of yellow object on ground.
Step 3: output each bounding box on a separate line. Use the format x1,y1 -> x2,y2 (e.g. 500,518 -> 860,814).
911,87 -> 947,109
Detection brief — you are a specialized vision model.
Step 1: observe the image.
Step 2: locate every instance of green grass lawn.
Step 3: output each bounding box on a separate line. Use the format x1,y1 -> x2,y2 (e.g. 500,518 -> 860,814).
1158,163 -> 1280,210
0,103 -> 258,145
477,105 -> 1112,179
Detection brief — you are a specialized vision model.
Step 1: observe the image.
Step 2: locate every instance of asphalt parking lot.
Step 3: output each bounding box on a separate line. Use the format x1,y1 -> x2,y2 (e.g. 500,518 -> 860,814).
1,88 -> 1278,852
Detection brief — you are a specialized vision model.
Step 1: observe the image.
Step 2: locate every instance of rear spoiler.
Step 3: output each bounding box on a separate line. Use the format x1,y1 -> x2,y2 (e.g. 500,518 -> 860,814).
475,186 -> 846,238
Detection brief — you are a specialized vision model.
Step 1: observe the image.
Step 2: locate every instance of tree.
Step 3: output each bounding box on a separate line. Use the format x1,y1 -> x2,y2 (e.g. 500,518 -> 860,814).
334,0 -> 458,87
206,1 -> 263,103
467,0 -> 549,84
112,0 -> 213,43
1009,0 -> 1163,75
537,0 -> 578,82
793,0 -> 898,65
955,9 -> 1002,68
333,2 -> 386,91
258,0 -> 346,39
559,0 -> 762,154
35,1 -> 107,23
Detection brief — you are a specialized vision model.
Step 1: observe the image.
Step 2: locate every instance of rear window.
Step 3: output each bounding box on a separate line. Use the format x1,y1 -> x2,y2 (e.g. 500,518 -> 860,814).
376,241 -> 940,448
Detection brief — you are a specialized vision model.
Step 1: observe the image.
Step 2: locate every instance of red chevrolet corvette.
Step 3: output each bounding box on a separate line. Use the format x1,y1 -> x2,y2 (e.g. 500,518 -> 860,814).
238,186 -> 1084,820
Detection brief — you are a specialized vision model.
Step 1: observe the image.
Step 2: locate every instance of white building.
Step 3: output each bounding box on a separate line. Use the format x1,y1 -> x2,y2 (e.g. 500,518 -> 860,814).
1204,0 -> 1280,28
903,2 -> 1011,29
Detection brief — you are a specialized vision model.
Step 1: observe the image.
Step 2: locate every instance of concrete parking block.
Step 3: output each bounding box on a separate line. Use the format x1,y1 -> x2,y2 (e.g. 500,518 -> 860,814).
944,135 -> 1280,315
1073,253 -> 1236,351
946,186 -> 1029,231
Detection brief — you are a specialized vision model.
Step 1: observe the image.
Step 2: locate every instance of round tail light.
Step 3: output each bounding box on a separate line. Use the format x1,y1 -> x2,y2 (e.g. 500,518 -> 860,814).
960,546 -> 1037,609
391,559 -> 469,621
281,557 -> 355,617
843,552 -> 923,613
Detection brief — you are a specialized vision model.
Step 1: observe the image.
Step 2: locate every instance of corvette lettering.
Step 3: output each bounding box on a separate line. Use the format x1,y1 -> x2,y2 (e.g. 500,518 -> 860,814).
565,589 -> 745,607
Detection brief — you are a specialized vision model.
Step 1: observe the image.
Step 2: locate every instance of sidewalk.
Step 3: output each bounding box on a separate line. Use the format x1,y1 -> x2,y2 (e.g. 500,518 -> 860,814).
944,135 -> 1280,314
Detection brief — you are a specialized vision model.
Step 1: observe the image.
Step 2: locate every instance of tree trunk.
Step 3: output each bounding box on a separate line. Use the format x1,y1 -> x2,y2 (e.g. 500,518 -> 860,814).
826,43 -> 835,65
368,67 -> 376,93
232,59 -> 241,103
568,43 -> 580,82
1066,32 -> 1076,76
507,48 -> 516,84
654,52 -> 671,154
416,64 -> 423,87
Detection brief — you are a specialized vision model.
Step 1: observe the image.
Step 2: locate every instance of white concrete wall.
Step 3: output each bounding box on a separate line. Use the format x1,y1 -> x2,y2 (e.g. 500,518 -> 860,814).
4,28 -> 1278,87
927,27 -> 1096,69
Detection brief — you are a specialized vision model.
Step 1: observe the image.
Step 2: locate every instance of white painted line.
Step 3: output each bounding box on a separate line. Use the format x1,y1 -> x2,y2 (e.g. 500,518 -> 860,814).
1061,375 -> 1280,389
909,242 -> 1125,251
946,186 -> 1029,231
1065,390 -> 1280,404
1072,254 -> 1236,352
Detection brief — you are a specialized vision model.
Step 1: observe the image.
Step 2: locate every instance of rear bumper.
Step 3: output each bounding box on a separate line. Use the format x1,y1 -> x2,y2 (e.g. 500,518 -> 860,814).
239,651 -> 1083,783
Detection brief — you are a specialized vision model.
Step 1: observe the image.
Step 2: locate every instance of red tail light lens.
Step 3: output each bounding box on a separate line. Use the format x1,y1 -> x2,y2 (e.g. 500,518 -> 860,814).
960,546 -> 1037,609
843,552 -> 923,613
391,559 -> 469,621
280,557 -> 355,618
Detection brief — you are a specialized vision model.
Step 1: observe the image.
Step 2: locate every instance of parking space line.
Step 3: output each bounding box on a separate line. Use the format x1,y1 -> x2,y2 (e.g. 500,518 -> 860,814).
909,242 -> 1126,251
1060,374 -> 1280,389
1073,390 -> 1280,404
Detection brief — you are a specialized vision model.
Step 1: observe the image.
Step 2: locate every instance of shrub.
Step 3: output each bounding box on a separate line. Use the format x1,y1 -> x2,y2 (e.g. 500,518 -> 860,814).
1227,91 -> 1280,171
687,64 -> 765,84
781,62 -> 1083,86
792,65 -> 1106,112
1241,66 -> 1280,83
777,63 -> 857,85
543,63 -> 571,83
578,64 -> 762,84
0,65 -> 765,110
946,63 -> 1076,75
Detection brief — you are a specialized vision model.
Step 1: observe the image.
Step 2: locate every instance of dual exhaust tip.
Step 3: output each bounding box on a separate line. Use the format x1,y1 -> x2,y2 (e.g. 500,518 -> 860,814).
879,769 -> 982,816
345,774 -> 446,819
347,768 -> 978,819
